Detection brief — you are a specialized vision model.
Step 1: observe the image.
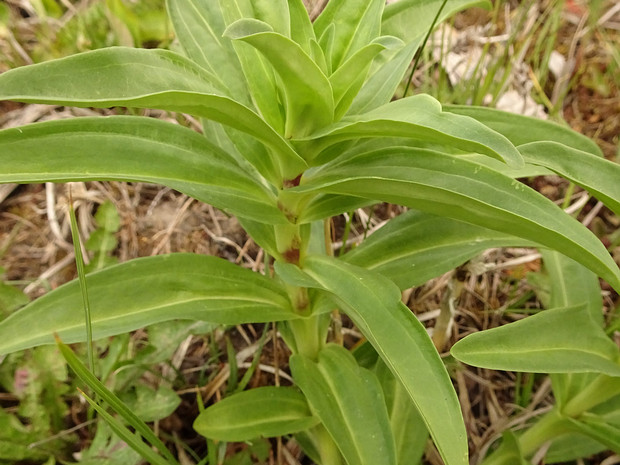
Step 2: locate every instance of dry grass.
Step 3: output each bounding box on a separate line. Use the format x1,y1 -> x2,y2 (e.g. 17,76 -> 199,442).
0,0 -> 619,464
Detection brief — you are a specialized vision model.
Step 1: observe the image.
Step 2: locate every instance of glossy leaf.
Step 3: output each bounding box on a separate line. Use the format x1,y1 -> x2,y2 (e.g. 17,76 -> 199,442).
293,147 -> 620,292
193,387 -> 318,441
309,95 -> 524,167
519,141 -> 620,216
0,116 -> 286,224
451,305 -> 620,375
313,0 -> 384,70
0,254 -> 295,354
444,105 -> 603,156
166,0 -> 249,103
343,210 -> 534,290
0,47 -> 304,179
225,20 -> 334,139
290,344 -> 396,465
301,256 -> 467,465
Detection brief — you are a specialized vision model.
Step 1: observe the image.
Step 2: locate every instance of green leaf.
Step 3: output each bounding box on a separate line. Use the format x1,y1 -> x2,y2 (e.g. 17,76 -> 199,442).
546,432 -> 609,464
382,0 -> 491,44
301,256 -> 467,465
348,38 -> 421,115
451,305 -> 620,375
0,254 -> 295,354
343,210 -> 533,290
237,218 -> 279,259
519,141 -> 620,216
166,0 -> 249,103
0,116 -> 286,224
120,385 -> 181,423
566,413 -> 620,453
308,95 -> 524,167
217,4 -> 287,135
193,386 -> 318,441
288,0 -> 316,55
252,0 -> 290,36
225,21 -> 334,139
293,147 -> 620,292
484,431 -> 529,465
330,41 -> 387,119
444,105 -> 603,156
79,391 -> 173,465
313,0 -> 384,70
542,249 -> 603,323
547,396 -> 620,462
373,358 -> 428,465
58,339 -> 179,465
542,250 -> 605,411
0,47 -> 305,180
290,344 -> 396,465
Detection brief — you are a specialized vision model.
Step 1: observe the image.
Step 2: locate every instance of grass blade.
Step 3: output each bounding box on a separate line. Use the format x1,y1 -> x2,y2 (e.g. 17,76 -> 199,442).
67,190 -> 94,373
57,338 -> 180,465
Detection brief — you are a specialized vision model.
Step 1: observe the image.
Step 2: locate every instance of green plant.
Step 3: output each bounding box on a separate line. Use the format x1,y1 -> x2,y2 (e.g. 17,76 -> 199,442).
0,1 -> 619,464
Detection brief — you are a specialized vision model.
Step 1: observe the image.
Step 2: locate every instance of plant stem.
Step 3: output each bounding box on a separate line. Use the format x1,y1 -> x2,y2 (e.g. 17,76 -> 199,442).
287,316 -> 324,360
517,408 -> 571,457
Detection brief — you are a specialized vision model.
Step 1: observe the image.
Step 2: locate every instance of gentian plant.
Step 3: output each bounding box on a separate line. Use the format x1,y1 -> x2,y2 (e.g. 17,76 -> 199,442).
0,0 -> 619,464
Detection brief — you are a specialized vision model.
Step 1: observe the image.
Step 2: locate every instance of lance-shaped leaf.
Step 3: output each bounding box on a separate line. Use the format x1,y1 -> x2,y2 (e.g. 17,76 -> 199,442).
547,397 -> 620,462
288,0 -> 316,55
343,210 -> 534,290
329,40 -> 387,119
166,0 -> 249,104
301,256 -> 468,465
519,142 -> 620,216
300,194 -> 375,223
543,249 -> 605,410
0,254 -> 295,354
225,20 -> 334,139
451,305 -> 620,375
193,387 -> 318,441
542,249 -> 603,323
293,147 -> 620,292
217,6 -> 286,135
382,0 -> 491,44
444,104 -> 603,156
307,95 -> 524,166
373,357 -> 428,465
348,38 -> 421,115
313,0 -> 384,70
0,47 -> 305,180
0,116 -> 287,224
566,413 -> 620,454
290,344 -> 397,465
483,432 -> 529,465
